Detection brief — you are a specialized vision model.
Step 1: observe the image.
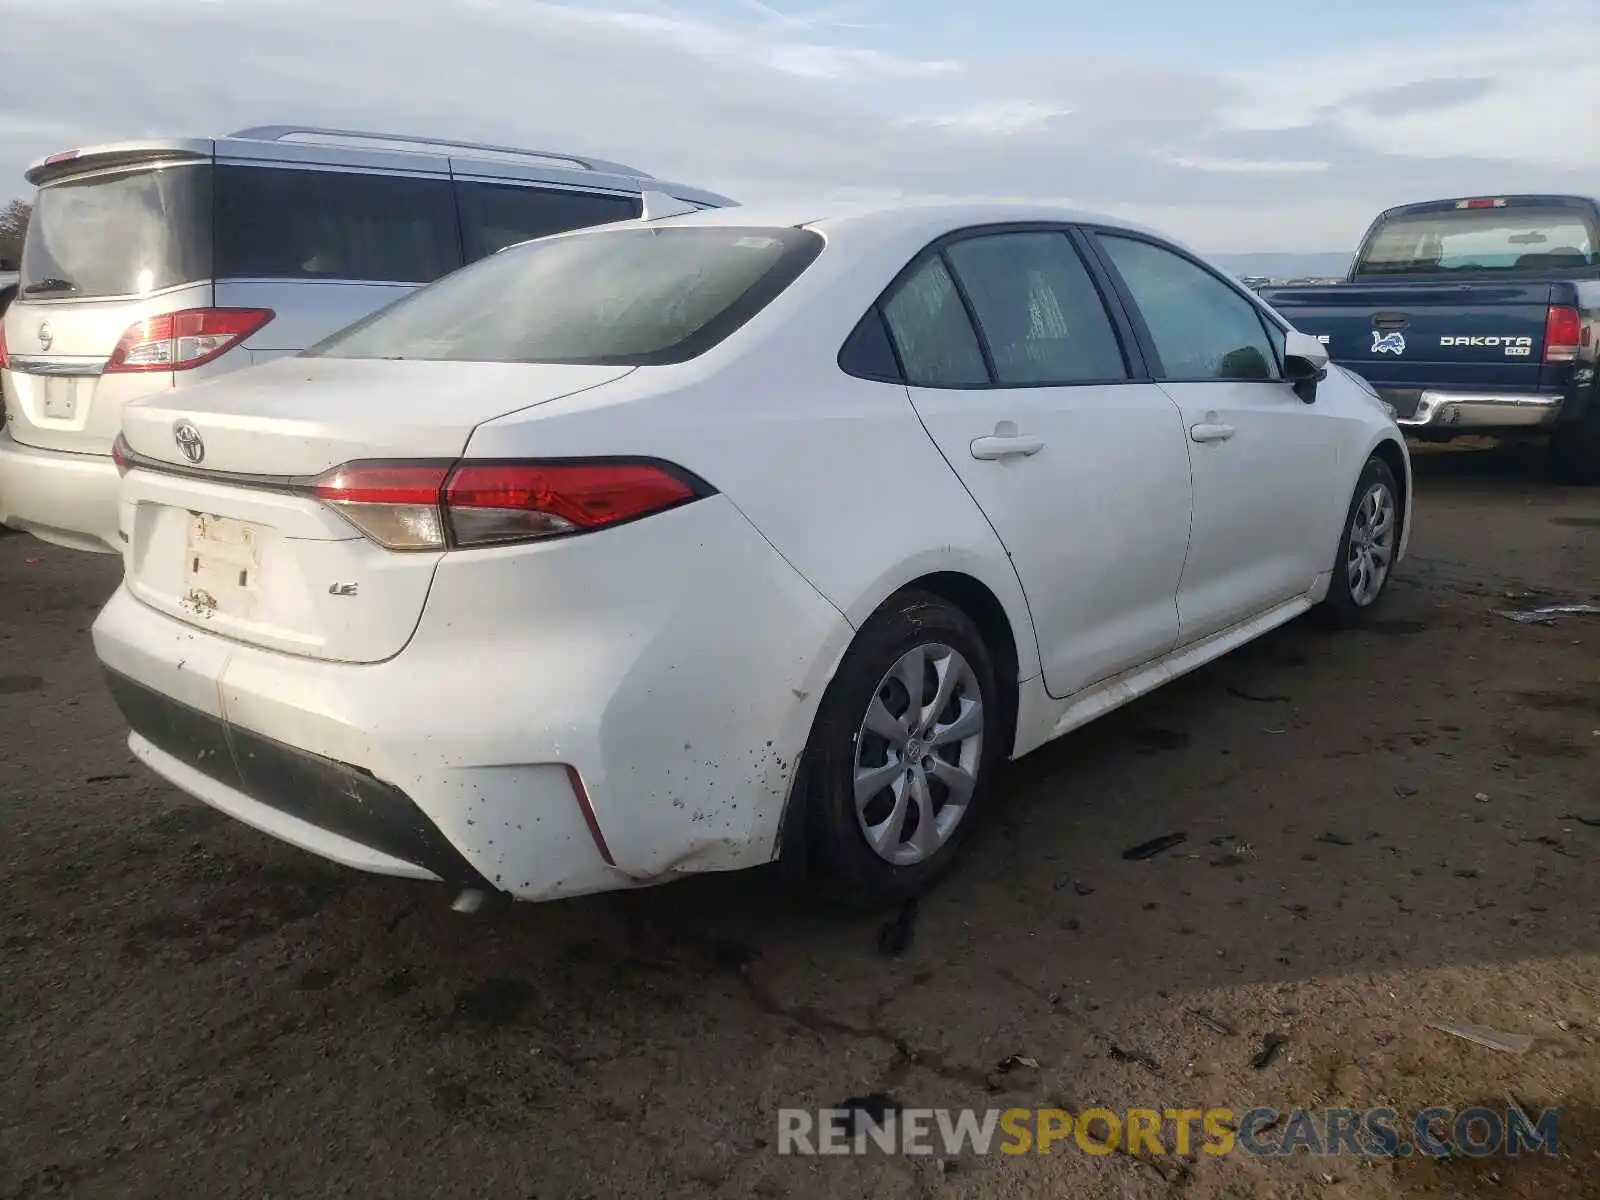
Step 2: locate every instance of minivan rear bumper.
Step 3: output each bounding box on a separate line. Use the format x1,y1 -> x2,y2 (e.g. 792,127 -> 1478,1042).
0,428 -> 122,553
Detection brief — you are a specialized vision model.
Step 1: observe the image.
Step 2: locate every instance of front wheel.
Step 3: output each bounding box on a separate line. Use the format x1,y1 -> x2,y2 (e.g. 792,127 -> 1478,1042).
799,591 -> 1003,908
1317,455 -> 1401,629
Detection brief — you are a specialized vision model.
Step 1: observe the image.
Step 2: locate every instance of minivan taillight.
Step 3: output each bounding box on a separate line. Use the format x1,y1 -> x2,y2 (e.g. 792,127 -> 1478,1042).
1544,305 -> 1582,364
0,322 -> 9,370
311,459 -> 712,551
104,308 -> 274,373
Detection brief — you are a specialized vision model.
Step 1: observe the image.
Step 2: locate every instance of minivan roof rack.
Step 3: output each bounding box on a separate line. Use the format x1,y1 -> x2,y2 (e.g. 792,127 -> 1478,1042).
226,125 -> 653,178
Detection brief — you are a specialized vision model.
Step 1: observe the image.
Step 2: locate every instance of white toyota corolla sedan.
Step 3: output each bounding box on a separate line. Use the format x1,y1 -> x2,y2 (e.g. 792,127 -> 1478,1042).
92,200 -> 1411,909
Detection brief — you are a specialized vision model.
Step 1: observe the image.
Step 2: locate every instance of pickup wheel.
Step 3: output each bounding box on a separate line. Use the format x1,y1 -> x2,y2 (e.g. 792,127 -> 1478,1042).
1548,404 -> 1600,486
1318,455 -> 1401,629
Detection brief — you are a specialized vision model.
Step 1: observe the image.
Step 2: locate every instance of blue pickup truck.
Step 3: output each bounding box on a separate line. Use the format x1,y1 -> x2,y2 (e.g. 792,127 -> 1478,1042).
1259,194 -> 1600,483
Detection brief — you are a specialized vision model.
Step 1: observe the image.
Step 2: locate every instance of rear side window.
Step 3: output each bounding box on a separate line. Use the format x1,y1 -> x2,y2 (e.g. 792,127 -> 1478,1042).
456,182 -> 640,258
944,232 -> 1128,385
22,165 -> 213,299
1097,234 -> 1280,382
881,257 -> 989,387
307,225 -> 824,366
214,166 -> 461,283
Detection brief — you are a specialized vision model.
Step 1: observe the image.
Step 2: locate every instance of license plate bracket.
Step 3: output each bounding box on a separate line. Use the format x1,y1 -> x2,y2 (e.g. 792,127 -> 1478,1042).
41,377 -> 77,421
182,514 -> 264,619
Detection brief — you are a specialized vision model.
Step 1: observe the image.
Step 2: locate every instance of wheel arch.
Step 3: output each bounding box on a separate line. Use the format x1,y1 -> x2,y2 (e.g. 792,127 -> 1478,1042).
774,566 -> 1031,879
1366,434 -> 1412,562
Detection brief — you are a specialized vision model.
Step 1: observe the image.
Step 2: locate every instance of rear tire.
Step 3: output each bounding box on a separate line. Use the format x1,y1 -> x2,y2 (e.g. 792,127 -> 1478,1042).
799,591 -> 1003,909
1317,455 -> 1401,629
1548,404 -> 1600,486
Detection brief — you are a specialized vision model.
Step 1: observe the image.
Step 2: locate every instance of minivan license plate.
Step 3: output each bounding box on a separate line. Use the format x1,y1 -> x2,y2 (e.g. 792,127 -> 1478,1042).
41,378 -> 77,421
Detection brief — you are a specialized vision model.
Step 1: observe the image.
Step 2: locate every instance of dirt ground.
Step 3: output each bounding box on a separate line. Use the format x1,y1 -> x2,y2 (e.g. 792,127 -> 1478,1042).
2,442 -> 1598,1200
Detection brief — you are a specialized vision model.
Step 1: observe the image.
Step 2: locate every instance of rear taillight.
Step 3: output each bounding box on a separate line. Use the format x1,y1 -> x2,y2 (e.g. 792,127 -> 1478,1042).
105,308 -> 274,374
112,434 -> 133,477
0,323 -> 9,370
1544,305 -> 1582,364
310,459 -> 710,551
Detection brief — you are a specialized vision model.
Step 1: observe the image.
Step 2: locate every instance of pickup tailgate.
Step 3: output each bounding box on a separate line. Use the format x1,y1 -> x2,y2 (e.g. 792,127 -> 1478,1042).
1266,281 -> 1558,411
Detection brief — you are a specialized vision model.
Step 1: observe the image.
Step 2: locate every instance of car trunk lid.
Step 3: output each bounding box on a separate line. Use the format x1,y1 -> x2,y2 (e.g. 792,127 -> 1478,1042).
119,357 -> 635,663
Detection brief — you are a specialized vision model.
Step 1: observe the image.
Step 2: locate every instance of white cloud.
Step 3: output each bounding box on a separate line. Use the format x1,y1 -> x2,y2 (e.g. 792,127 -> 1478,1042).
2,0 -> 1598,252
1159,155 -> 1331,175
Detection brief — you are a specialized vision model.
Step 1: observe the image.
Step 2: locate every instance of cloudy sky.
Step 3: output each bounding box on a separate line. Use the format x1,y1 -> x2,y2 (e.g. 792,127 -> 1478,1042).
2,0 -> 1597,251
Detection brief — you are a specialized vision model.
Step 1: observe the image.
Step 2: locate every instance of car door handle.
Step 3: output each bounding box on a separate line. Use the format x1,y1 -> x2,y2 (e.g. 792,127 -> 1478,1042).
1190,422 -> 1236,444
971,434 -> 1045,460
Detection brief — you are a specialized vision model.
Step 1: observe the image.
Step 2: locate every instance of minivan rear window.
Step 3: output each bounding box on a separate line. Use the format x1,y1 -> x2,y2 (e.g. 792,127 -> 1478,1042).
307,225 -> 825,366
22,165 -> 212,298
215,165 -> 462,284
1355,205 -> 1600,277
456,181 -> 641,259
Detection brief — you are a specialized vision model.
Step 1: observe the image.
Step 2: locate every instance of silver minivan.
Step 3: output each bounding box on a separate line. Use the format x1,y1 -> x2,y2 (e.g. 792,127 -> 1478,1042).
0,125 -> 735,553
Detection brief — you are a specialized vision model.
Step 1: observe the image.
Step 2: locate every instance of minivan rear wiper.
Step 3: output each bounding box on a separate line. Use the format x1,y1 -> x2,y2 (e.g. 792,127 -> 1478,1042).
21,277 -> 78,297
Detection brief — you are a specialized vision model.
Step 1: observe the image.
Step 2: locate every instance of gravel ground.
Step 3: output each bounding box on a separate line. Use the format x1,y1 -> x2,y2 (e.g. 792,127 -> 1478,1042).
2,443 -> 1598,1200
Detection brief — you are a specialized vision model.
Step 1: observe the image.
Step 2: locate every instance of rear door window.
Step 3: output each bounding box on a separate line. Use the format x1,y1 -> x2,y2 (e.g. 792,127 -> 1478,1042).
880,257 -> 990,387
456,182 -> 641,259
944,231 -> 1129,385
214,165 -> 461,283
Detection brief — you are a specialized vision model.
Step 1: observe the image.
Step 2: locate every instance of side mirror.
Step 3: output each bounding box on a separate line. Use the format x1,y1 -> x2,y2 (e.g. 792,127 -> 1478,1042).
1283,328 -> 1329,403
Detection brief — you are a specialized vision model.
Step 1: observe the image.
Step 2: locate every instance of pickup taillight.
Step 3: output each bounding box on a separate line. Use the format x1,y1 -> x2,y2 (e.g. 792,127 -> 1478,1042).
1544,305 -> 1582,363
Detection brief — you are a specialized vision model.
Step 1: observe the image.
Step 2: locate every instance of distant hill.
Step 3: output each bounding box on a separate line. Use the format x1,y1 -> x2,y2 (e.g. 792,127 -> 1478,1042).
1210,251 -> 1353,281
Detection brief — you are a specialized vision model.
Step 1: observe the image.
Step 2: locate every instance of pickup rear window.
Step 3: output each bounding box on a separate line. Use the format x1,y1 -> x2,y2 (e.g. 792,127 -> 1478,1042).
1354,205 -> 1600,277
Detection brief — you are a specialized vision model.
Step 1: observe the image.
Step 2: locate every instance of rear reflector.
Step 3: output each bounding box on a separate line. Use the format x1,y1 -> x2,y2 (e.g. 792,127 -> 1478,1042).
311,459 -> 711,551
112,434 -> 132,477
105,308 -> 274,373
564,765 -> 615,866
1545,305 -> 1582,363
0,322 -> 8,370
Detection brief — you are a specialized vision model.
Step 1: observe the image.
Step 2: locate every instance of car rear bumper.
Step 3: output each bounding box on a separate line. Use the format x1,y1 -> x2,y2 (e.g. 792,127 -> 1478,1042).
90,495 -> 852,902
103,667 -> 487,885
0,427 -> 122,553
1392,390 -> 1565,432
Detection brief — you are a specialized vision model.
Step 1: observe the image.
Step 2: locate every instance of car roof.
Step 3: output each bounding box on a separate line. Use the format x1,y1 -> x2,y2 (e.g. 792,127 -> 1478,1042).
645,197 -> 1184,249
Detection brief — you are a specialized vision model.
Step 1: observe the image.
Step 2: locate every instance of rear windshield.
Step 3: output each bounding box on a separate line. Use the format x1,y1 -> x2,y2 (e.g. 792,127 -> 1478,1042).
1354,205 -> 1600,277
306,225 -> 825,366
22,165 -> 212,298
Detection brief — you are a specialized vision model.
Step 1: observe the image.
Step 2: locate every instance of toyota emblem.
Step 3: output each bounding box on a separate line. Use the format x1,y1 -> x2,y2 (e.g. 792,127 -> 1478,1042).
37,321 -> 52,351
173,420 -> 205,465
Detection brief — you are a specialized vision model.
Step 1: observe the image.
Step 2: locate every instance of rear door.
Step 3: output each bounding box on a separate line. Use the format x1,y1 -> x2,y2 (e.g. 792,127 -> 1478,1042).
4,161 -> 213,454
884,226 -> 1194,700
